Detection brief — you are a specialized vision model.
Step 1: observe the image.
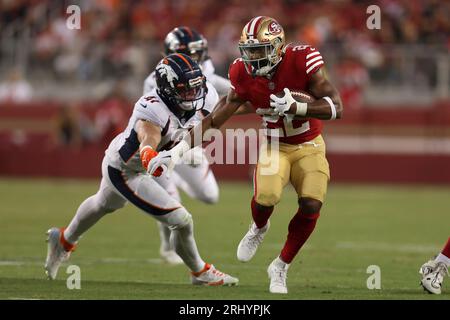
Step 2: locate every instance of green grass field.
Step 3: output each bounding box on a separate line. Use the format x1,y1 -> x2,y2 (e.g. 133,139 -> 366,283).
0,178 -> 449,300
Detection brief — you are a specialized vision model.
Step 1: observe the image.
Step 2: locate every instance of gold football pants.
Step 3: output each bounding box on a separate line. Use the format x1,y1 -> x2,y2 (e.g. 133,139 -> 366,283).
253,135 -> 330,206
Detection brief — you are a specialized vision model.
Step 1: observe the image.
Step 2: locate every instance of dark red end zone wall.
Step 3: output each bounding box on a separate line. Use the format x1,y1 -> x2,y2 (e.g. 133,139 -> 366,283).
1,146 -> 449,184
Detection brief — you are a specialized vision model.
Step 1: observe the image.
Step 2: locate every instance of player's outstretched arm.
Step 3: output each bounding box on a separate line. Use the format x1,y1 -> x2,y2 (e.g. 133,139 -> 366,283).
135,119 -> 163,175
234,102 -> 255,115
136,119 -> 161,150
189,89 -> 245,145
147,90 -> 245,176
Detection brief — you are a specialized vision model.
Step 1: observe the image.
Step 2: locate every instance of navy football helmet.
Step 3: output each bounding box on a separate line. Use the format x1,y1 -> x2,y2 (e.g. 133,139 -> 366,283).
155,53 -> 207,113
164,26 -> 208,64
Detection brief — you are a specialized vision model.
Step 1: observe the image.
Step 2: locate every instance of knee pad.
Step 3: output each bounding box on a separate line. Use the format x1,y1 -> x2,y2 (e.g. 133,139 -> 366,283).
165,208 -> 193,230
255,190 -> 282,207
299,171 -> 329,203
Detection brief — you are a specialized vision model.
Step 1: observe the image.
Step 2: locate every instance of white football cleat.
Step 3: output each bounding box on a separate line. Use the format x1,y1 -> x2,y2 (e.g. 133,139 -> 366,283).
419,259 -> 435,277
45,227 -> 75,280
160,249 -> 184,265
267,257 -> 289,294
191,263 -> 239,286
237,221 -> 270,262
419,259 -> 448,294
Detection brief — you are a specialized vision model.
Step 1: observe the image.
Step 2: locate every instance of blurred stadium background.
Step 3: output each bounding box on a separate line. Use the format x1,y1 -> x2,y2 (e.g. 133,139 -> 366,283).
0,0 -> 449,299
0,0 -> 449,183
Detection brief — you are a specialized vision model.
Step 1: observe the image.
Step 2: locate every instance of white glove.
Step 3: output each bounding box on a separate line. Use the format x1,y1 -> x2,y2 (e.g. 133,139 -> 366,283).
269,88 -> 295,116
147,150 -> 171,176
270,88 -> 307,116
148,140 -> 190,177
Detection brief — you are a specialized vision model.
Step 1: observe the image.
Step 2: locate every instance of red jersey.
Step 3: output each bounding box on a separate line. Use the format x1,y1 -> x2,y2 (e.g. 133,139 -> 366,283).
229,44 -> 324,144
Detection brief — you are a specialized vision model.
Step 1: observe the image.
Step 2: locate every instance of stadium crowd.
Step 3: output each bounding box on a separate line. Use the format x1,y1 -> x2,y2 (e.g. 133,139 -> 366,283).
0,0 -> 448,148
0,0 -> 448,96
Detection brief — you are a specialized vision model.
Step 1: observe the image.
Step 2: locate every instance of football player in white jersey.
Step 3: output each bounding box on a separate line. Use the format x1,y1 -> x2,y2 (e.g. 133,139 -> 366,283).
44,53 -> 239,286
143,27 -> 229,264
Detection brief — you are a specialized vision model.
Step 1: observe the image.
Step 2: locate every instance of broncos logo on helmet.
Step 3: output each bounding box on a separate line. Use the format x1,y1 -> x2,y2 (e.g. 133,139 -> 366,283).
164,26 -> 208,64
155,53 -> 207,116
156,62 -> 179,88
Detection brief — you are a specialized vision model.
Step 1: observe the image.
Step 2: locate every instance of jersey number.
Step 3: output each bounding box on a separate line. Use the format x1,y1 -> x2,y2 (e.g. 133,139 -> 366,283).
139,96 -> 159,108
283,116 -> 310,136
144,96 -> 158,103
263,115 -> 310,137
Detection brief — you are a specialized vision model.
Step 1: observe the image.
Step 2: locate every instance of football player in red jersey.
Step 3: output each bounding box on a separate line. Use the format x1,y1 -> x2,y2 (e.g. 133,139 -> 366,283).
149,16 -> 343,294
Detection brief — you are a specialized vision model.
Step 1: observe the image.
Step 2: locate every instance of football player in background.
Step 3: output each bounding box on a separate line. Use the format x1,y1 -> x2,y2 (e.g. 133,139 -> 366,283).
144,26 -> 230,96
148,16 -> 343,294
142,27 -> 226,264
419,237 -> 449,294
45,53 -> 239,287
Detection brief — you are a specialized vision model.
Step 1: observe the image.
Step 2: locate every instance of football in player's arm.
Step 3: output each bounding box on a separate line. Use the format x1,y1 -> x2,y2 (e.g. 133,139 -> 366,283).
166,55 -> 343,152
207,66 -> 343,131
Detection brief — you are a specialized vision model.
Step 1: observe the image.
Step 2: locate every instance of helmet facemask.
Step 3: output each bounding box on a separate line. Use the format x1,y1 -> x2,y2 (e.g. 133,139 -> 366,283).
239,39 -> 282,77
174,73 -> 207,111
156,53 -> 208,117
187,39 -> 208,64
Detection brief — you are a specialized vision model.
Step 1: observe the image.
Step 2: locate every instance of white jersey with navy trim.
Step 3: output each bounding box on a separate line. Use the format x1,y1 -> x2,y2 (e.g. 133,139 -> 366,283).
105,81 -> 219,172
143,58 -> 230,96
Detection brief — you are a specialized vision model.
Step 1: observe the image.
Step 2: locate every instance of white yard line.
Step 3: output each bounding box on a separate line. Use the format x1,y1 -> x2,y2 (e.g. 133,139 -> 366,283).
0,261 -> 25,266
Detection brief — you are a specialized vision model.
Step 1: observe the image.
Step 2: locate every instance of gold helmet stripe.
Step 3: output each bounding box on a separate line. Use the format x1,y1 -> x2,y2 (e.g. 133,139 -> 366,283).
247,16 -> 264,39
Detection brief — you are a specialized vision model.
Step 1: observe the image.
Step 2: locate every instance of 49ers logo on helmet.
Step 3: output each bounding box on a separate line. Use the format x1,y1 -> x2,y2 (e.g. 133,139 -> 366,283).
268,21 -> 282,35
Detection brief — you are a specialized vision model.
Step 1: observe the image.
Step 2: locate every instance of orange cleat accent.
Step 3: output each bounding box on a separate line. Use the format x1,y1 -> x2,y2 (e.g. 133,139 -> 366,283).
191,263 -> 211,277
59,227 -> 76,252
191,263 -> 239,286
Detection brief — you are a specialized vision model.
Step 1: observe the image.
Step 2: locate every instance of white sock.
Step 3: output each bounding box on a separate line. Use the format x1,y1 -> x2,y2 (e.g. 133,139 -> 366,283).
274,256 -> 290,269
157,222 -> 172,252
171,220 -> 205,273
435,253 -> 450,267
64,194 -> 110,244
253,221 -> 269,232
